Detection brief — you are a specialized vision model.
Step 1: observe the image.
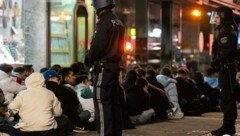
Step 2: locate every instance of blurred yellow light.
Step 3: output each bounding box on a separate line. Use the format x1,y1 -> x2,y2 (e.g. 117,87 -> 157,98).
130,28 -> 136,36
192,9 -> 201,17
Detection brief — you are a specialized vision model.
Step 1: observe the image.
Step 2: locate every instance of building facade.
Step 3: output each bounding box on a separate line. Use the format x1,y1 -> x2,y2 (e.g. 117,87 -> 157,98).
0,0 -> 239,71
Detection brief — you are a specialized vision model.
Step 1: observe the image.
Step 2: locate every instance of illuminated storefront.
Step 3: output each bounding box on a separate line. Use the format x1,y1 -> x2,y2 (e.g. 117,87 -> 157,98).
50,0 -> 94,66
0,0 -> 94,69
1,0 -> 24,64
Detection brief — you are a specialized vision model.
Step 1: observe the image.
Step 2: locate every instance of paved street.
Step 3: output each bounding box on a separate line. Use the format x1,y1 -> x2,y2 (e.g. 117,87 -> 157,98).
72,110 -> 240,136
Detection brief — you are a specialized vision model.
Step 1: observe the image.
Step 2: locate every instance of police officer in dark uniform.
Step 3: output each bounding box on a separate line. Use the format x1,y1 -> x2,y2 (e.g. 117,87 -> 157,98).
210,6 -> 238,136
85,0 -> 125,136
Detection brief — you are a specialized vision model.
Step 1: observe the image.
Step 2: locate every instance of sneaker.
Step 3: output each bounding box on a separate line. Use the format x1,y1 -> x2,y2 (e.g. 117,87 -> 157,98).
167,107 -> 177,117
73,126 -> 89,133
168,112 -> 184,120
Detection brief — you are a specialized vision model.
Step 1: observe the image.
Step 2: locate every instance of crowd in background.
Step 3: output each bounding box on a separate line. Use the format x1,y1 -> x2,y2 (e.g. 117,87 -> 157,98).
0,61 -> 239,136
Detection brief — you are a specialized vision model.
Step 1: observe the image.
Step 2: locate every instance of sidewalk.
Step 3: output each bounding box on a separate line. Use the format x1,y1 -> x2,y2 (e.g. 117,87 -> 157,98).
73,110 -> 240,136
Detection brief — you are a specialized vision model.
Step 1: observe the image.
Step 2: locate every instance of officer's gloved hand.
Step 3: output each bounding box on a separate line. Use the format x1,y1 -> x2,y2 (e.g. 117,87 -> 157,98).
93,61 -> 102,73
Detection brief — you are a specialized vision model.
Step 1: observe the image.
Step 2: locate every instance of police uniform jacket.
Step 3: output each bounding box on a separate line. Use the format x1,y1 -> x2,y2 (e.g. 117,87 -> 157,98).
211,24 -> 237,67
85,10 -> 125,67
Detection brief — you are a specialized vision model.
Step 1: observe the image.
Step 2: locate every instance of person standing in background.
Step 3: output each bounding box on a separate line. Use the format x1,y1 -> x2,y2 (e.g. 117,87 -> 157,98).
209,6 -> 238,136
85,0 -> 125,135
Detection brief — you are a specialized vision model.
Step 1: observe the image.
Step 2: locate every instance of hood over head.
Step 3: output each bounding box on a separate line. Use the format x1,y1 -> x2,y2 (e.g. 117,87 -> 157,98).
25,72 -> 45,88
156,74 -> 177,88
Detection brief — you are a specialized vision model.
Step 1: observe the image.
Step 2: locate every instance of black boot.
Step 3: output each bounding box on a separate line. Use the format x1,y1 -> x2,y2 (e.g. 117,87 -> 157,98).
211,127 -> 223,135
211,126 -> 235,136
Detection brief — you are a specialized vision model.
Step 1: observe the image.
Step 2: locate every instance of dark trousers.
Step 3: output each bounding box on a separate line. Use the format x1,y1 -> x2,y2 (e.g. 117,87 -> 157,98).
219,69 -> 237,129
93,65 -> 122,136
0,117 -> 22,136
53,115 -> 69,136
22,130 -> 54,136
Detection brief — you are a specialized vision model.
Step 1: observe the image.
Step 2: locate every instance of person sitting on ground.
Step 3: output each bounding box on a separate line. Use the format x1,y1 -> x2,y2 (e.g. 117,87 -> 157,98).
58,68 -> 90,133
0,63 -> 26,104
156,67 -> 184,119
43,69 -> 74,135
22,65 -> 34,77
146,69 -> 178,120
192,71 -> 220,111
115,70 -> 136,129
175,67 -> 203,116
204,67 -> 219,89
75,74 -> 96,130
7,72 -> 62,135
125,78 -> 155,124
137,68 -> 176,119
121,70 -> 139,91
0,88 -> 22,136
11,67 -> 27,85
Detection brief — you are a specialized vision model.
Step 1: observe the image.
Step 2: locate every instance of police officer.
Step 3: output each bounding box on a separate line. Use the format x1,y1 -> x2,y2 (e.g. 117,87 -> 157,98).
210,6 -> 238,136
85,0 -> 125,135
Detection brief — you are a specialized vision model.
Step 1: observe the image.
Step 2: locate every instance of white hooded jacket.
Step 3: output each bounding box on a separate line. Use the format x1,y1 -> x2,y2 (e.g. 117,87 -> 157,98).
9,72 -> 62,131
0,70 -> 26,104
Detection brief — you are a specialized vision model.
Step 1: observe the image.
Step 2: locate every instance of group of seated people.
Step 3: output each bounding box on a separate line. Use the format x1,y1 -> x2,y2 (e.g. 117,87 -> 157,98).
0,62 -> 224,136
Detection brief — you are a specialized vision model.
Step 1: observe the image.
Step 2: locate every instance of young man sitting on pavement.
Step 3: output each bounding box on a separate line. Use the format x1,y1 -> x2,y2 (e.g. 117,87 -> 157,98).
57,68 -> 90,133
6,72 -> 63,136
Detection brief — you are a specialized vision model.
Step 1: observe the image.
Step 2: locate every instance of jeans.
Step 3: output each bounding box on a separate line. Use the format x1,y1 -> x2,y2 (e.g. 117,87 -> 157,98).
130,109 -> 155,124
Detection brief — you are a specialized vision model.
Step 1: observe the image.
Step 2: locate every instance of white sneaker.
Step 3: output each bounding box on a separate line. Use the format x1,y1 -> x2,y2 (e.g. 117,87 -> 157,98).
167,107 -> 177,116
73,126 -> 89,133
168,112 -> 184,120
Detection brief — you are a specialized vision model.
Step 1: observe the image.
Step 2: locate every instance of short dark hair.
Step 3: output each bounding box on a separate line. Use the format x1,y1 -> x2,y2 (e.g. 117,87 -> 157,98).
40,67 -> 49,73
76,75 -> 89,84
51,64 -> 62,73
13,67 -> 26,74
0,63 -> 13,73
23,64 -> 33,71
136,68 -> 146,78
58,67 -> 73,82
147,69 -> 156,77
177,67 -> 189,75
70,62 -> 88,75
206,67 -> 216,76
161,67 -> 172,77
135,78 -> 148,88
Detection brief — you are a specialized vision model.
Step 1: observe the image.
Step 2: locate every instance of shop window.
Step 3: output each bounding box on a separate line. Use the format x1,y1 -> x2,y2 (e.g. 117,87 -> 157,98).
1,0 -> 24,64
50,2 -> 76,66
148,2 -> 161,64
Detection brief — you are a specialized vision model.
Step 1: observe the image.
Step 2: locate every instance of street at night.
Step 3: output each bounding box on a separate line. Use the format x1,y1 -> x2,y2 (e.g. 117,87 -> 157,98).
72,110 -> 240,136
